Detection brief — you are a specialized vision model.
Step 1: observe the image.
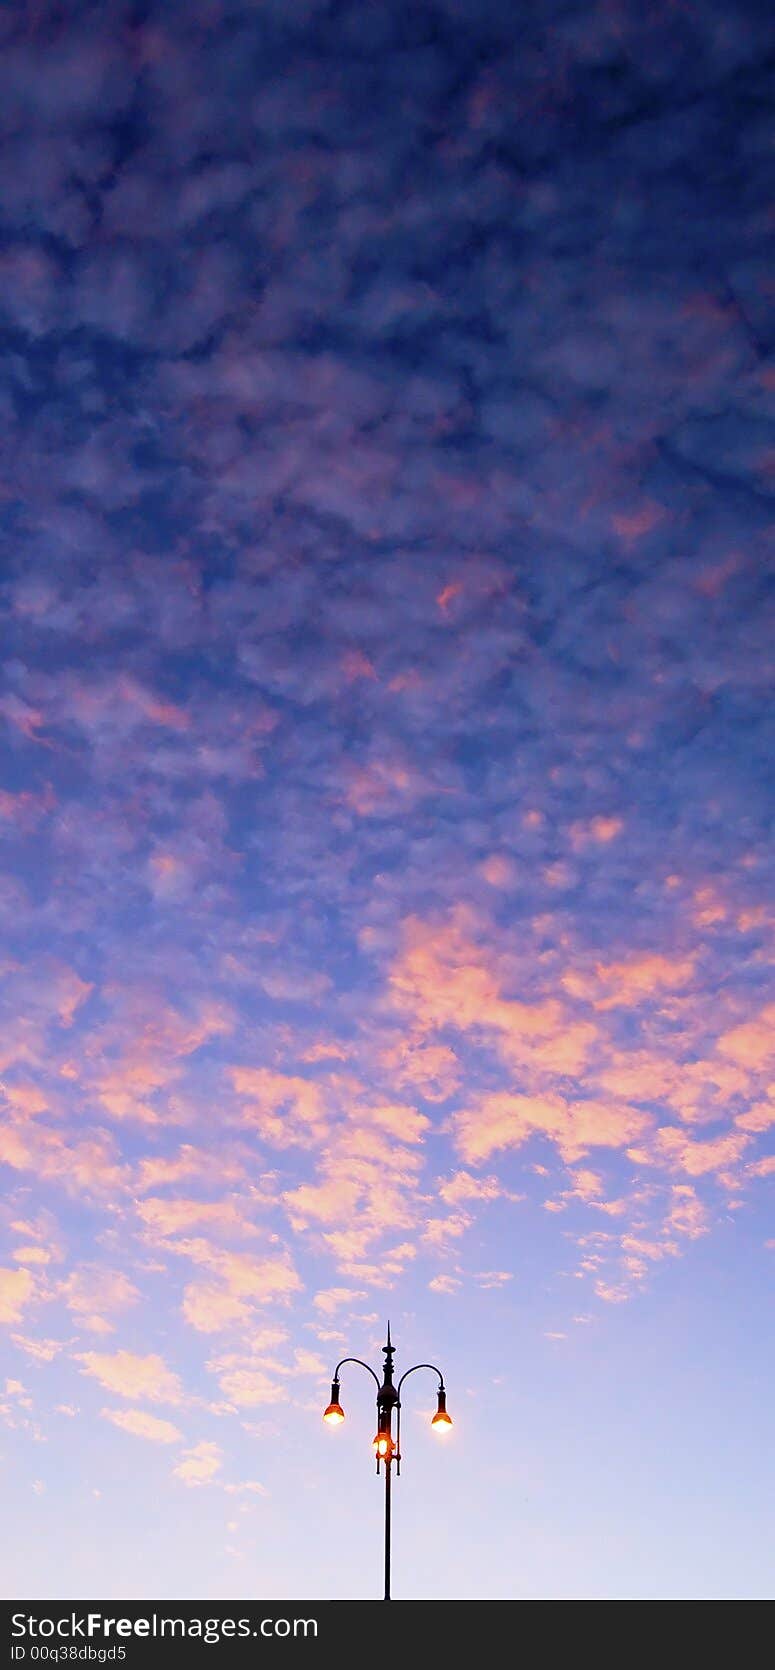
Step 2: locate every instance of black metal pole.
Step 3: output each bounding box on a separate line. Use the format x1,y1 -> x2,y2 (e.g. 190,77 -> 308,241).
384,1451 -> 392,1600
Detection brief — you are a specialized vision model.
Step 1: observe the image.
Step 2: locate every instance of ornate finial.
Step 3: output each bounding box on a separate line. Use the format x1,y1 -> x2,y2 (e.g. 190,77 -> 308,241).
381,1321 -> 396,1389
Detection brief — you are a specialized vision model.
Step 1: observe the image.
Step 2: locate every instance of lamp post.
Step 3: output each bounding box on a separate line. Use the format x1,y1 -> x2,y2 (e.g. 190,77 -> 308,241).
322,1322 -> 452,1600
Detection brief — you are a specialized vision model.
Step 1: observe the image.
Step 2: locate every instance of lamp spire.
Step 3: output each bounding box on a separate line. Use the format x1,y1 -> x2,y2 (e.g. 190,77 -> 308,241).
383,1321 -> 395,1384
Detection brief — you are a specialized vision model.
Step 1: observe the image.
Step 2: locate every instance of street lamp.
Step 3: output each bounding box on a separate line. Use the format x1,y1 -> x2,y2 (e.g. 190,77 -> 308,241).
322,1322 -> 452,1600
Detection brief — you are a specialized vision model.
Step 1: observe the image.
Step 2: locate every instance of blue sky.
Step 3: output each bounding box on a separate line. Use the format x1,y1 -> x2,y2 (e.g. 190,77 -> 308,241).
0,0 -> 772,1599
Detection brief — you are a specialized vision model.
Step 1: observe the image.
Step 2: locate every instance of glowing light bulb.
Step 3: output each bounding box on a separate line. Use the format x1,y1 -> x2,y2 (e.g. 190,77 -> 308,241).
431,1387 -> 452,1432
323,1380 -> 344,1424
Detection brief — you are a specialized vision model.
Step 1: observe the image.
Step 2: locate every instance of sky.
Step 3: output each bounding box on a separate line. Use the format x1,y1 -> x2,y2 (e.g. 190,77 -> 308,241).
0,0 -> 773,1602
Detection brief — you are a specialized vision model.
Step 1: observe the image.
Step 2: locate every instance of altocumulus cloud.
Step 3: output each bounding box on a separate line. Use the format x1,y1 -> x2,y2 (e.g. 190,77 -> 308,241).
0,0 -> 771,1489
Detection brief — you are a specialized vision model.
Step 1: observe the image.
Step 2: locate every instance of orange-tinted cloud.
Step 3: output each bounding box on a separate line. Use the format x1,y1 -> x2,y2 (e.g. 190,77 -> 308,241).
163,1238 -> 302,1335
136,1198 -> 258,1238
387,914 -> 599,1080
437,1170 -> 503,1205
60,1267 -> 140,1334
716,1005 -> 775,1070
206,1353 -> 286,1408
134,1146 -> 247,1192
231,1067 -> 328,1147
76,1349 -> 183,1404
664,1184 -> 709,1238
453,1091 -> 648,1164
565,953 -> 696,1009
648,1126 -> 750,1176
0,1120 -> 127,1197
312,1286 -> 366,1315
172,1440 -> 223,1484
11,1335 -> 62,1362
181,1284 -> 253,1334
569,816 -> 624,849
0,1266 -> 35,1326
428,1274 -> 462,1294
479,853 -> 518,888
378,1039 -> 461,1102
102,1407 -> 182,1443
87,995 -> 233,1124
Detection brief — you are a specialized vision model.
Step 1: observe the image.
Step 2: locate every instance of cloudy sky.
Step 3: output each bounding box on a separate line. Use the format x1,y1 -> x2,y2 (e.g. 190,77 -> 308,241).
0,0 -> 773,1600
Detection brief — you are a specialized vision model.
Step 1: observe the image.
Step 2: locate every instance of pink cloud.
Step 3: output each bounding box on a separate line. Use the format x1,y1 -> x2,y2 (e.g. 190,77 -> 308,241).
12,1244 -> 54,1266
566,1168 -> 605,1201
650,1127 -> 751,1176
88,995 -> 233,1125
312,1287 -> 366,1315
716,1006 -> 775,1070
573,953 -> 697,1010
387,914 -> 600,1082
101,1407 -> 182,1443
568,816 -> 624,849
611,502 -> 666,546
11,1335 -> 63,1362
61,1267 -> 140,1334
747,1155 -> 775,1178
438,1170 -> 503,1205
172,1441 -> 223,1485
181,1284 -> 253,1334
136,1197 -> 258,1238
595,1281 -> 632,1304
736,1101 -> 775,1134
342,756 -> 422,817
664,1184 -> 709,1238
479,853 -> 518,888
0,1120 -> 127,1197
0,1267 -> 35,1325
475,1270 -> 513,1289
134,1146 -> 247,1192
164,1239 -> 302,1335
453,1091 -> 648,1165
378,1039 -> 461,1102
205,1354 -> 285,1408
284,1133 -> 421,1263
423,1212 -> 472,1245
231,1067 -> 328,1147
76,1349 -> 183,1404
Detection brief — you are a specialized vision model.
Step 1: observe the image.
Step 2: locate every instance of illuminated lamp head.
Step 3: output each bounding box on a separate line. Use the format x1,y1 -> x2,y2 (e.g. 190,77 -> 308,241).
323,1379 -> 345,1425
431,1386 -> 452,1433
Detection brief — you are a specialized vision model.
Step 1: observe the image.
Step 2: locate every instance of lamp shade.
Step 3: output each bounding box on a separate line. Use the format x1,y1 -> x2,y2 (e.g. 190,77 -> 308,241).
323,1379 -> 345,1424
431,1386 -> 452,1431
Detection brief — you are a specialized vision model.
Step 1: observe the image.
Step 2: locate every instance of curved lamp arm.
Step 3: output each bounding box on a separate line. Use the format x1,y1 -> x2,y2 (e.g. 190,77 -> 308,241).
397,1363 -> 445,1397
332,1357 -> 381,1394
395,1363 -> 445,1474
